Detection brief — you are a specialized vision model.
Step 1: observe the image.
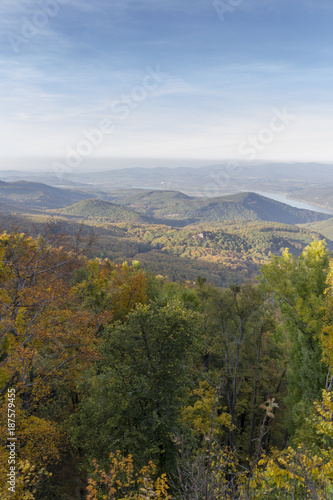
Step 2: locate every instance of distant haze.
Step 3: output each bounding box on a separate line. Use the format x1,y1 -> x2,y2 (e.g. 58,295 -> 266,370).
2,157 -> 333,174
0,157 -> 283,172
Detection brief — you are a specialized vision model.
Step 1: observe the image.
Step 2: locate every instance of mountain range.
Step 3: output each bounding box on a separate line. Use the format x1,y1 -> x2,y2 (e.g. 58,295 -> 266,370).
0,180 -> 91,209
1,163 -> 333,203
0,178 -> 331,227
0,176 -> 332,286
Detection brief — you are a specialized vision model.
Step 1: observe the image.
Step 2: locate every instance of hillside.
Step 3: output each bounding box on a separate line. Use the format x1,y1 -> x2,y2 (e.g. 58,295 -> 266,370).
0,196 -> 23,212
58,199 -> 153,224
129,221 -> 331,284
201,192 -> 330,224
288,187 -> 333,211
2,163 -> 333,204
0,182 -> 331,285
107,189 -> 194,220
106,190 -> 331,225
108,188 -> 191,206
0,180 -> 92,208
0,207 -> 329,286
56,190 -> 330,226
301,217 -> 333,240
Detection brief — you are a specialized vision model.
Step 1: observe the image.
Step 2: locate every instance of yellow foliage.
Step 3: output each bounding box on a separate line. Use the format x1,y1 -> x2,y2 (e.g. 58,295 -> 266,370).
0,403 -> 64,477
247,446 -> 333,499
182,381 -> 232,439
322,260 -> 333,369
86,451 -> 172,500
243,391 -> 333,499
0,231 -> 101,399
72,258 -> 147,322
0,459 -> 51,500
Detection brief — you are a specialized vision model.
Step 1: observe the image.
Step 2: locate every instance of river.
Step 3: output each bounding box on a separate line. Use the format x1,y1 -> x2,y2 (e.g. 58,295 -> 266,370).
253,191 -> 333,216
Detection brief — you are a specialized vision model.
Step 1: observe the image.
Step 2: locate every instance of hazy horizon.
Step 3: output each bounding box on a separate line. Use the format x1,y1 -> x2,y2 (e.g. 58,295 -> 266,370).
1,157 -> 333,173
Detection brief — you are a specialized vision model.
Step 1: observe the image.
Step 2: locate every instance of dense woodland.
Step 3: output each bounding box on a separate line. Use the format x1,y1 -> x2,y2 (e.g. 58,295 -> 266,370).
0,227 -> 333,499
0,209 -> 328,286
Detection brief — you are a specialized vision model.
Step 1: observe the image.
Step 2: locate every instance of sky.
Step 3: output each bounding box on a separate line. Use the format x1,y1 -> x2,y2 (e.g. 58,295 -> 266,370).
0,0 -> 333,170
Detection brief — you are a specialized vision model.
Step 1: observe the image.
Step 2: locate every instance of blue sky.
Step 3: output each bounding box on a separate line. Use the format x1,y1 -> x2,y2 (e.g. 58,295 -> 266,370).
1,0 -> 333,168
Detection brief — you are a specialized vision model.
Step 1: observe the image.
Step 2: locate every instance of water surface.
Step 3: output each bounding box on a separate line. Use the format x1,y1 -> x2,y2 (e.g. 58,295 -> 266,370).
254,191 -> 333,216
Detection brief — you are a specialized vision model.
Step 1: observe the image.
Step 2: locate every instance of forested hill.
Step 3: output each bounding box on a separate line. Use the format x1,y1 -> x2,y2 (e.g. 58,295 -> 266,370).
0,179 -> 331,286
186,192 -> 330,224
59,199 -> 154,224
0,180 -> 331,286
0,179 -> 92,208
1,178 -> 329,226
302,217 -> 333,240
107,189 -> 330,225
0,209 -> 329,286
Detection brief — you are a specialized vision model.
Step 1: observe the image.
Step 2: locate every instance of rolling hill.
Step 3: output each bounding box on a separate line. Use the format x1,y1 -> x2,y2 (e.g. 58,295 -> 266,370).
301,217 -> 333,240
58,199 -> 153,224
0,180 -> 332,286
195,192 -> 330,224
0,180 -> 92,209
0,208 -> 329,286
2,163 -> 333,209
0,177 -> 330,227
106,190 -> 331,225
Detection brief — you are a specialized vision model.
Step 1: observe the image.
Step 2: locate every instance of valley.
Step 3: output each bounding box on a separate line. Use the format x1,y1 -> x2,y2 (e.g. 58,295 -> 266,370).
0,174 -> 331,286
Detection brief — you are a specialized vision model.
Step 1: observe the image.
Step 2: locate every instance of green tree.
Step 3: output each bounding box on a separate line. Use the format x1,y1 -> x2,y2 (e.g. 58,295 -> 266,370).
71,303 -> 201,475
194,279 -> 285,459
260,240 -> 331,437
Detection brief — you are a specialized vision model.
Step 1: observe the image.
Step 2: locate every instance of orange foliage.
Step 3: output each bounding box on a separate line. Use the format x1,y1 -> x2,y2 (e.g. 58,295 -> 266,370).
0,231 -> 101,400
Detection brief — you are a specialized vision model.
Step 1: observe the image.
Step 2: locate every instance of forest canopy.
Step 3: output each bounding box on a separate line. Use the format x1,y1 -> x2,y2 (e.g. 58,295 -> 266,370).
0,230 -> 333,499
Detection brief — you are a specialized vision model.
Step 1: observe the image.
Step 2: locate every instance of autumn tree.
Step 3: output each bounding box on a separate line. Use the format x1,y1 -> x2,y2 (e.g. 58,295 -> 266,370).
260,240 -> 331,437
246,390 -> 333,499
321,258 -> 333,390
87,451 -> 172,500
0,228 -> 101,497
72,258 -> 148,323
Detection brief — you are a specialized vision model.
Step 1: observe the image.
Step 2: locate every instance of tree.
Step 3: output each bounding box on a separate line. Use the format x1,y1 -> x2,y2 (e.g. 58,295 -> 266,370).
321,259 -> 333,390
71,303 -> 201,475
0,229 -> 98,397
247,391 -> 333,499
0,229 -> 99,498
87,451 -> 172,500
260,240 -> 331,436
199,282 -> 283,455
72,258 -> 147,323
